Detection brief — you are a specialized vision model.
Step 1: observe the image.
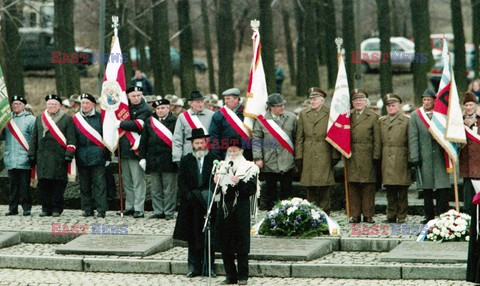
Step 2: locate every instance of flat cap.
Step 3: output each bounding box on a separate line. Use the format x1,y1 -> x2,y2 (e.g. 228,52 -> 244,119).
222,88 -> 241,97
266,93 -> 287,106
422,89 -> 436,98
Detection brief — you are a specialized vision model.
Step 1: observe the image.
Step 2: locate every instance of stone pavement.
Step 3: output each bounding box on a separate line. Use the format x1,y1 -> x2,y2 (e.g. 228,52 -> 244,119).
0,205 -> 475,285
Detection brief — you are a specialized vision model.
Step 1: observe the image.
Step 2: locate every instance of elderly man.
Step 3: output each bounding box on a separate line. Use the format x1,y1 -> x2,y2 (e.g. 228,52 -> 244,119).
295,87 -> 339,214
209,88 -> 253,161
139,99 -> 178,220
73,93 -> 108,218
253,93 -> 297,209
29,94 -> 76,217
118,86 -> 151,218
409,89 -> 451,223
215,139 -> 259,285
1,96 -> 35,216
172,91 -> 214,165
347,88 -> 381,223
379,93 -> 410,223
173,128 -> 215,278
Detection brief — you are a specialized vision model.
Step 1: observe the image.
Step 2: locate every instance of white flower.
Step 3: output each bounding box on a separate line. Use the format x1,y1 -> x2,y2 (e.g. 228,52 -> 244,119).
287,206 -> 296,216
433,228 -> 440,235
281,200 -> 290,206
311,209 -> 320,220
466,236 -> 470,241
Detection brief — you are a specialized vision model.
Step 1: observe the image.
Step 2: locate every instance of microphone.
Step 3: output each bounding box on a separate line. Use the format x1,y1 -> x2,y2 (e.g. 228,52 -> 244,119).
228,161 -> 234,175
211,159 -> 220,175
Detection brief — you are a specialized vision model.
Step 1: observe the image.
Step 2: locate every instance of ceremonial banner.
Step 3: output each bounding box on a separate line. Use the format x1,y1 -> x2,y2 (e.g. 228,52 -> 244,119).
326,54 -> 351,158
0,65 -> 12,132
100,26 -> 130,153
243,20 -> 268,134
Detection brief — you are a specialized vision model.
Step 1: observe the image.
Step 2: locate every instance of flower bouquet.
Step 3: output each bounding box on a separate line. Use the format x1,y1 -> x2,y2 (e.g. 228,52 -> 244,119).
425,209 -> 471,242
258,197 -> 331,237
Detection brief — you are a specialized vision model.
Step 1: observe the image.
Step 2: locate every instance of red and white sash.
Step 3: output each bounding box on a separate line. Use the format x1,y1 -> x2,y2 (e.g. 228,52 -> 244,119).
72,112 -> 104,149
257,114 -> 294,156
7,118 -> 37,183
465,125 -> 480,144
183,110 -> 207,133
150,116 -> 173,148
42,111 -> 77,181
123,119 -> 144,152
220,107 -> 251,140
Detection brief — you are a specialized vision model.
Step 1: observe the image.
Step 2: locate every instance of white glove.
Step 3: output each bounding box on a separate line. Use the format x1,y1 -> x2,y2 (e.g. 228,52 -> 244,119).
139,159 -> 146,171
105,161 -> 111,167
115,120 -> 121,129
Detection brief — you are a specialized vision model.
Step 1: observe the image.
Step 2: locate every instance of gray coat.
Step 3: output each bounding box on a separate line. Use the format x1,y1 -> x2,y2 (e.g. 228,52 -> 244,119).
408,108 -> 451,189
252,110 -> 296,173
172,108 -> 214,162
0,111 -> 36,170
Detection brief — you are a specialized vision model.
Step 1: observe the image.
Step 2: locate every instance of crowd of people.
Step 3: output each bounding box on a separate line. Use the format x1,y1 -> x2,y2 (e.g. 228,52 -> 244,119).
1,76 -> 480,284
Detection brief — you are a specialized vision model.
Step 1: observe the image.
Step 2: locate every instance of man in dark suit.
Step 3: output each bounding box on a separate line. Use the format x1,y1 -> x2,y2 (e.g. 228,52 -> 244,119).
173,128 -> 216,278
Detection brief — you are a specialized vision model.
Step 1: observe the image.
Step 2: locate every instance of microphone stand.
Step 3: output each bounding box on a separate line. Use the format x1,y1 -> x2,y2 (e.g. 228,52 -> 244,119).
202,163 -> 228,286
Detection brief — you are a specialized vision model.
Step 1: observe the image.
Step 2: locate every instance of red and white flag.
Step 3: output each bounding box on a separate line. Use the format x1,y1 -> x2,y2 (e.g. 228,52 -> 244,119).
243,20 -> 268,133
326,54 -> 351,158
100,27 -> 130,153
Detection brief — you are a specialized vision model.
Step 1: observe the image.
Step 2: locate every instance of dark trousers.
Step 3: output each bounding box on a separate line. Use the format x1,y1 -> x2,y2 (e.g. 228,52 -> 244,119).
306,186 -> 331,214
463,179 -> 476,216
222,252 -> 248,282
263,170 -> 293,210
187,238 -> 215,276
348,182 -> 376,218
385,185 -> 408,220
423,188 -> 450,220
38,179 -> 67,214
79,165 -> 107,213
7,169 -> 32,213
105,167 -> 117,200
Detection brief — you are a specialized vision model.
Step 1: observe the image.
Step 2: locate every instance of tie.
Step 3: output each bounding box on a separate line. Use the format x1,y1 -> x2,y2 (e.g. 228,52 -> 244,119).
426,112 -> 433,120
197,158 -> 203,187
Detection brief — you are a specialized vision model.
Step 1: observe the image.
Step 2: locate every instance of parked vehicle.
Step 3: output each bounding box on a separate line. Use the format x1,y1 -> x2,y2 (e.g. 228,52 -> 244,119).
360,37 -> 416,73
129,46 -> 207,76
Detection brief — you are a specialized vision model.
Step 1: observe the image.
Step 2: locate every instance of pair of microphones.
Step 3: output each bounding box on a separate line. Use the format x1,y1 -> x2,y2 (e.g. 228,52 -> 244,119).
212,159 -> 234,175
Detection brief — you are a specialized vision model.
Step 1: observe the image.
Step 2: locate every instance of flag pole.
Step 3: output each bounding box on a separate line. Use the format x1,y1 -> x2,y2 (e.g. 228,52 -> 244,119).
117,144 -> 124,217
335,37 -> 351,218
452,159 -> 460,212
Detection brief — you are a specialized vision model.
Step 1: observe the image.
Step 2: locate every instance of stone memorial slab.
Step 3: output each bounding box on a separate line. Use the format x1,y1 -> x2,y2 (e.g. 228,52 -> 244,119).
380,241 -> 468,263
55,235 -> 172,256
0,232 -> 20,248
246,238 -> 332,261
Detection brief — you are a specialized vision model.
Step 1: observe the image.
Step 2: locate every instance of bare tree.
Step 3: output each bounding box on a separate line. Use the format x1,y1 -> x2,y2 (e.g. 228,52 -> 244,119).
473,0 -> 480,86
451,0 -> 467,95
177,0 -> 196,97
294,0 -> 306,96
281,3 -> 295,85
216,0 -> 234,93
376,0 -> 393,99
259,0 -> 276,93
342,0 -> 355,89
201,0 -> 216,94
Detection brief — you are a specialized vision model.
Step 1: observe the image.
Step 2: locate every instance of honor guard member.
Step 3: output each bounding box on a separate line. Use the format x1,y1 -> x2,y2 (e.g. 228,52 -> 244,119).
118,86 -> 151,218
1,96 -> 35,216
379,93 -> 410,223
209,88 -> 253,161
138,99 -> 178,220
347,88 -> 381,223
409,89 -> 451,223
295,88 -> 339,214
29,94 -> 77,217
253,93 -> 297,209
172,90 -> 214,165
73,93 -> 108,218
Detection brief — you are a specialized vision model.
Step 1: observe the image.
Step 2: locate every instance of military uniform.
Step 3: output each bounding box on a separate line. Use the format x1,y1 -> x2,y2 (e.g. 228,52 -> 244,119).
347,89 -> 381,223
295,88 -> 339,213
379,94 -> 410,223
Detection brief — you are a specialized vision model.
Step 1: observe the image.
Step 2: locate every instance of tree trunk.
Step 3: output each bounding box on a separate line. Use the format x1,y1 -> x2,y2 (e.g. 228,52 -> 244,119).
315,2 -> 326,66
1,0 -> 25,98
177,0 -> 196,98
342,0 -> 355,89
281,7 -> 296,85
323,0 -> 337,89
303,0 -> 320,89
151,0 -> 174,95
134,1 -> 148,72
201,0 -> 216,94
216,0 -> 234,94
390,0 -> 400,36
376,0 -> 393,100
410,0 -> 433,106
451,0 -> 467,96
472,0 -> 480,85
294,0 -> 306,97
259,0 -> 276,94
118,2 -> 134,85
54,0 -> 80,98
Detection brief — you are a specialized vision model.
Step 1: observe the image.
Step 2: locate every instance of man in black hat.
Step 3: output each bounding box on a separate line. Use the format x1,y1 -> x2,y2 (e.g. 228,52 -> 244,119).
172,90 -> 214,165
1,96 -> 35,216
118,86 -> 151,218
252,93 -> 297,209
173,128 -> 216,278
73,93 -> 108,218
138,99 -> 178,220
409,89 -> 451,223
29,94 -> 77,217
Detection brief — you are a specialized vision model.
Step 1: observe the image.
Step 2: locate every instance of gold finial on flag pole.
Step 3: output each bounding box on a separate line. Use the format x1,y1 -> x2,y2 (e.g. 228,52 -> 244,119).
112,16 -> 119,37
335,38 -> 343,54
250,19 -> 260,30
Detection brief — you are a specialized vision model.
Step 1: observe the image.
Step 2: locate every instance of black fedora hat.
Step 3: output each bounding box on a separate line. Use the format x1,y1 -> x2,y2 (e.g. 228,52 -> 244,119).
186,128 -> 210,141
188,90 -> 205,101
